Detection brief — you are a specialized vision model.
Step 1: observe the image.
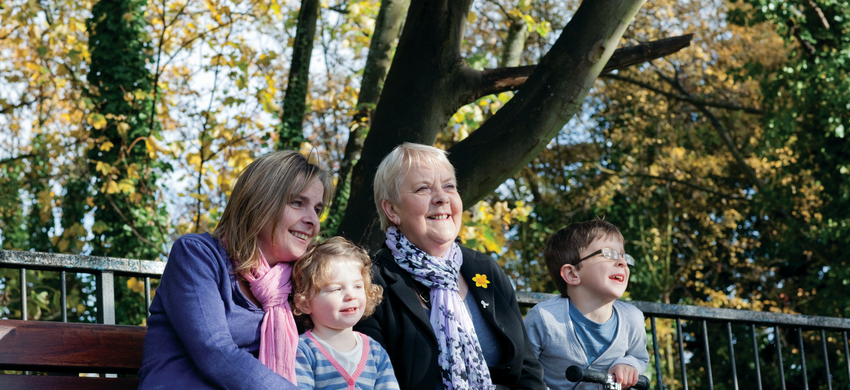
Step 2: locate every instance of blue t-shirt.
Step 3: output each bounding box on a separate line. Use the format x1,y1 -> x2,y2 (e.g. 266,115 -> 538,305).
569,300 -> 618,364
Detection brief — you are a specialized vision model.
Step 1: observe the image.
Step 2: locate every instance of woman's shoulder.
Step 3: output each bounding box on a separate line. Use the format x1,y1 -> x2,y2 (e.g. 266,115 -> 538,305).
167,233 -> 231,271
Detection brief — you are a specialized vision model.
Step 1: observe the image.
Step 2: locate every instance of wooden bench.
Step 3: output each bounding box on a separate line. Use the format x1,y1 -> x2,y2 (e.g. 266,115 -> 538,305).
0,320 -> 147,390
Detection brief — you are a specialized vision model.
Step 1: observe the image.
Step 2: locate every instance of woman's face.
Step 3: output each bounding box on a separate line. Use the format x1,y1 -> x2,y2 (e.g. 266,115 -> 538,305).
383,163 -> 462,257
258,180 -> 325,266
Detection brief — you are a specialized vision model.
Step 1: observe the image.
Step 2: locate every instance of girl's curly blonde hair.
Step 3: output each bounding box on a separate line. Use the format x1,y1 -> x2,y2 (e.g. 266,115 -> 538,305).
291,237 -> 383,326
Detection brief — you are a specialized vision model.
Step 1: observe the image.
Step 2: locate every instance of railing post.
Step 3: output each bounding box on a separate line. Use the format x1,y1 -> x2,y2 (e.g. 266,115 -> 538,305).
702,320 -> 714,390
751,324 -> 762,390
651,316 -> 663,390
726,322 -> 738,390
60,270 -> 68,323
775,326 -> 787,390
797,328 -> 808,390
96,270 -> 116,325
145,276 -> 152,318
677,318 -> 688,390
820,329 -> 832,390
20,268 -> 27,321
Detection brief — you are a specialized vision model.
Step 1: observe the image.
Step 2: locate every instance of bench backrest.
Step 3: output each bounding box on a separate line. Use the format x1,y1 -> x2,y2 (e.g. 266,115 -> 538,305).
0,320 -> 147,390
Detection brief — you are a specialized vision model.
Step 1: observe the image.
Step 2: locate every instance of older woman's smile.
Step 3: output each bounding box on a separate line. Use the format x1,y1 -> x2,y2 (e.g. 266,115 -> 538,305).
383,164 -> 463,257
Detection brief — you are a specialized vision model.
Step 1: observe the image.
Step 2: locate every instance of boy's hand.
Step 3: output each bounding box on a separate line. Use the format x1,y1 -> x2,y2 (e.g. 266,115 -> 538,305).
609,364 -> 639,388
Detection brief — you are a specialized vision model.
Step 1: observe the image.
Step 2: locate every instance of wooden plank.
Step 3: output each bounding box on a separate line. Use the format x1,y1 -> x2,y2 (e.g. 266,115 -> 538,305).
0,375 -> 139,390
0,320 -> 146,374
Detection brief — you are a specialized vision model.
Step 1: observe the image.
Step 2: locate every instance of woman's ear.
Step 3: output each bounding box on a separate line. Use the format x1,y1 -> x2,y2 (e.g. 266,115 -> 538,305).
381,199 -> 401,225
560,264 -> 581,286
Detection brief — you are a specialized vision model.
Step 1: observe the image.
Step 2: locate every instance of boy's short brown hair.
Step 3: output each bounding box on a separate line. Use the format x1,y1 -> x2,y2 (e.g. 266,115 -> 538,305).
291,237 -> 383,328
543,219 -> 624,297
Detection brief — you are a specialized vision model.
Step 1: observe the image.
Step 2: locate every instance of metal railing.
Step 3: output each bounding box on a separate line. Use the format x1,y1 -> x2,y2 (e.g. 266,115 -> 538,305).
518,291 -> 850,390
0,250 -> 164,324
3,249 -> 850,389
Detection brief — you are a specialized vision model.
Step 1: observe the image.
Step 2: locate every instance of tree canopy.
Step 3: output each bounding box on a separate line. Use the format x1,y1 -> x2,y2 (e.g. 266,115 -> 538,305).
1,0 -> 848,332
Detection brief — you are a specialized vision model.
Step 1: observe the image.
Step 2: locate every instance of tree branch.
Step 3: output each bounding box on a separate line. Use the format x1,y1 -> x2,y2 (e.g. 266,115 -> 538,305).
806,0 -> 830,30
1,99 -> 36,115
469,34 -> 693,101
655,70 -> 766,193
105,195 -> 168,257
448,0 -> 648,208
603,73 -> 764,114
0,153 -> 36,166
785,19 -> 816,56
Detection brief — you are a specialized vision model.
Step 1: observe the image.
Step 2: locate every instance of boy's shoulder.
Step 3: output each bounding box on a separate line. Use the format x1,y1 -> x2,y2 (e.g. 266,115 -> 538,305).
526,295 -> 569,321
612,299 -> 644,317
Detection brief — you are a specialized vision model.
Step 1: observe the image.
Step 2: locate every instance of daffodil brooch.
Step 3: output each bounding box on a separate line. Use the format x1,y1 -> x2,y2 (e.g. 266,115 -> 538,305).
472,273 -> 490,288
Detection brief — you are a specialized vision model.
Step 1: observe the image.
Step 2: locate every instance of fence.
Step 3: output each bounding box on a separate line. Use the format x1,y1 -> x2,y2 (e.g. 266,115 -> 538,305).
518,292 -> 850,390
0,250 -> 164,324
3,250 -> 850,389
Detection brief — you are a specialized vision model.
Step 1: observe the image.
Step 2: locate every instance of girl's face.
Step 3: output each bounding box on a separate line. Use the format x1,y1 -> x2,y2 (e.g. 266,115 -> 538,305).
299,259 -> 367,336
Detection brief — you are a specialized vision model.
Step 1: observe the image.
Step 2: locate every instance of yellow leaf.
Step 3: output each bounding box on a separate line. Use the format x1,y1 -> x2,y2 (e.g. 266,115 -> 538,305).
127,277 -> 145,293
467,12 -> 477,23
92,220 -> 109,234
117,122 -> 130,137
103,179 -> 119,194
99,141 -> 114,151
88,113 -> 107,130
94,161 -> 111,176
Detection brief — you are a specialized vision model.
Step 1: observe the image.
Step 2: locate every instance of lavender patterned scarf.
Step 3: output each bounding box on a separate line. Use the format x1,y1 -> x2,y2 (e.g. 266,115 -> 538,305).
386,227 -> 494,390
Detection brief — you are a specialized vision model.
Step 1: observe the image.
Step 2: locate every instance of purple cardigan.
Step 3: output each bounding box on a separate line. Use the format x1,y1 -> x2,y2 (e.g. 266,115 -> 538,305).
138,233 -> 297,390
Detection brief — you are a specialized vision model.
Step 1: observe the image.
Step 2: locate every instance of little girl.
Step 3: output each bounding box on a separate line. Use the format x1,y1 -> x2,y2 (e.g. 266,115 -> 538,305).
292,237 -> 399,390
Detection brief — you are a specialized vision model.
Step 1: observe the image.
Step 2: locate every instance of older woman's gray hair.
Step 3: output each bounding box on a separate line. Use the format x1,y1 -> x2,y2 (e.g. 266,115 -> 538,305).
373,142 -> 456,231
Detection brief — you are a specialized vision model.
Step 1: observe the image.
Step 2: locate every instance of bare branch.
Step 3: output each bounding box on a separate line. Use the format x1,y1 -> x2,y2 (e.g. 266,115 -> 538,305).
806,0 -> 830,29
105,195 -> 168,257
0,99 -> 36,115
655,70 -> 766,192
469,34 -> 693,100
785,19 -> 816,56
0,153 -> 36,166
603,73 -> 764,114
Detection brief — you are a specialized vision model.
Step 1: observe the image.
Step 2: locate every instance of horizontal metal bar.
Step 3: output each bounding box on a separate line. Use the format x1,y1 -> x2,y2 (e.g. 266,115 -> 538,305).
0,250 -> 165,277
516,292 -> 850,330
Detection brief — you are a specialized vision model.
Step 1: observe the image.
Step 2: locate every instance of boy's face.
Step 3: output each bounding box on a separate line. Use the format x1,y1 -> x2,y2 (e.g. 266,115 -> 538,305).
299,259 -> 367,334
569,235 -> 630,301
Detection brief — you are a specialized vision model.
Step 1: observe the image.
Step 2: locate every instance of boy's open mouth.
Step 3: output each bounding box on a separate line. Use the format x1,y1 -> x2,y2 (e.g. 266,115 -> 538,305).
609,275 -> 625,282
340,307 -> 358,313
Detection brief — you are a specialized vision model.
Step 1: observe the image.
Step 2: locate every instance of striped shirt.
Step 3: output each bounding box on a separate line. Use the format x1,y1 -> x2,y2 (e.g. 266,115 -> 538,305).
295,331 -> 400,390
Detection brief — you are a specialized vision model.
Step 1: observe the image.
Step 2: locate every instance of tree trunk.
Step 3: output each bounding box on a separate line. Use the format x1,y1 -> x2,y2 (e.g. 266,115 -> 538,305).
337,0 -> 650,250
325,0 -> 410,235
277,0 -> 321,151
499,0 -> 532,68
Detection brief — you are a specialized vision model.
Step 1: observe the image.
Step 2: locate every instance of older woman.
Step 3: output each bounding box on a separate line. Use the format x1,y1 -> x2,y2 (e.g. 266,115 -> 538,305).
354,143 -> 545,390
139,151 -> 333,390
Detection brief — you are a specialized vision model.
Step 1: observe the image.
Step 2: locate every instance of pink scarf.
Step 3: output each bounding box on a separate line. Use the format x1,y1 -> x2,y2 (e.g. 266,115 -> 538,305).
240,250 -> 299,383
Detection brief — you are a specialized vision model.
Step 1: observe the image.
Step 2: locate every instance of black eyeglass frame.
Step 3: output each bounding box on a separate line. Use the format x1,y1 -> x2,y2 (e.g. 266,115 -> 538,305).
577,247 -> 635,267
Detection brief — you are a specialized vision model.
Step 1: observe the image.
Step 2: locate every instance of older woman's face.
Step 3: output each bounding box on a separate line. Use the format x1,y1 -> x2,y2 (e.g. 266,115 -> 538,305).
383,164 -> 462,257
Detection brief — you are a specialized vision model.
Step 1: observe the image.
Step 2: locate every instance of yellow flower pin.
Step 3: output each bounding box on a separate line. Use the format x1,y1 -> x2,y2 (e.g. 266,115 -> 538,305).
472,274 -> 490,288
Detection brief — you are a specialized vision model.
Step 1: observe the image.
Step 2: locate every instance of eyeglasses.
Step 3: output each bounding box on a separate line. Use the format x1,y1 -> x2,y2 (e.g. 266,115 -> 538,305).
578,247 -> 635,266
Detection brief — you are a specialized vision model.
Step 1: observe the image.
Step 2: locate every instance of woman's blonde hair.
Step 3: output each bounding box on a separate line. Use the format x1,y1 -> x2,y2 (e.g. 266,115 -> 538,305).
291,237 -> 383,327
373,142 -> 456,231
212,150 -> 333,274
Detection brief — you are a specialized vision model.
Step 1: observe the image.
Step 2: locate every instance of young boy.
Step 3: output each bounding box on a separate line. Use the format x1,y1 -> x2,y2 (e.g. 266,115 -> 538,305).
291,237 -> 399,390
524,219 -> 649,389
